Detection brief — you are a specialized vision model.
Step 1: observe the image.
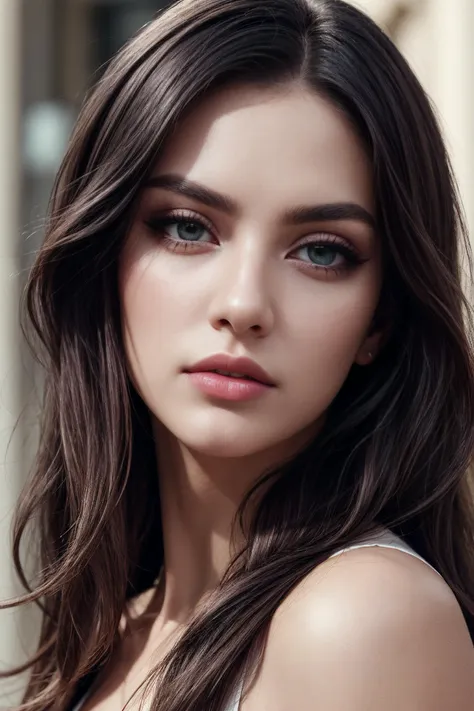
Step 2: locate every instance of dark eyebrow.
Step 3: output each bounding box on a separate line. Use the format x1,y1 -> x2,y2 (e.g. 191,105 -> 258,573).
144,174 -> 376,229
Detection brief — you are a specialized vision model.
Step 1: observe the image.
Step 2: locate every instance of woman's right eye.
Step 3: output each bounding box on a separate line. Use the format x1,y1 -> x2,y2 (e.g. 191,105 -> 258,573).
145,216 -> 215,244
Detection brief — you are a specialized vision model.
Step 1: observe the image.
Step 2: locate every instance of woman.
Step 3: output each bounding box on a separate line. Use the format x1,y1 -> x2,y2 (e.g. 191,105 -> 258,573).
3,0 -> 474,709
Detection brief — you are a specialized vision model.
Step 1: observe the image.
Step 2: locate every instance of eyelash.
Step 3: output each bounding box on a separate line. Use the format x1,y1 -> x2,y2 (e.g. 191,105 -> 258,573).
144,209 -> 366,276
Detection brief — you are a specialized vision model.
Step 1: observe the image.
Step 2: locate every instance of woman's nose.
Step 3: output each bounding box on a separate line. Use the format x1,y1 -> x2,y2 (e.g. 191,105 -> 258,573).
207,248 -> 275,339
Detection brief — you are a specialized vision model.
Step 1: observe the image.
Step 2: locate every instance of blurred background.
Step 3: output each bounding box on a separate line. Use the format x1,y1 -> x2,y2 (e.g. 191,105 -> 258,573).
1,0 -> 473,704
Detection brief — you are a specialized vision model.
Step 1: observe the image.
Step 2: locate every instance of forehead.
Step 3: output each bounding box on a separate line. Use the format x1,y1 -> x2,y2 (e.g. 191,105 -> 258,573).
153,83 -> 374,214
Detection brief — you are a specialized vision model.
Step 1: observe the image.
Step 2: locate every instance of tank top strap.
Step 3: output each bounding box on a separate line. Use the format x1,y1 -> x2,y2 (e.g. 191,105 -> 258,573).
328,527 -> 441,577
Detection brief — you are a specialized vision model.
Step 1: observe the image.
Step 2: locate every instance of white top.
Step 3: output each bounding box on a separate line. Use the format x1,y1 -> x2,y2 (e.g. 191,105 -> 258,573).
72,528 -> 440,711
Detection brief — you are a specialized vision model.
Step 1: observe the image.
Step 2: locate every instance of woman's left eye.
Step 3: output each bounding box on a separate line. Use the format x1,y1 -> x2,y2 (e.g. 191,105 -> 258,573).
292,241 -> 361,271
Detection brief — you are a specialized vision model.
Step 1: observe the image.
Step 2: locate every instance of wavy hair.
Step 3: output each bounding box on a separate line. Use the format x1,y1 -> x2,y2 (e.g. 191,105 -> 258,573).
2,0 -> 474,709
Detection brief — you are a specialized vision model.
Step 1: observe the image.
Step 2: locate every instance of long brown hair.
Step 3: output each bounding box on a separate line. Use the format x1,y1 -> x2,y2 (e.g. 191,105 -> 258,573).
3,0 -> 474,709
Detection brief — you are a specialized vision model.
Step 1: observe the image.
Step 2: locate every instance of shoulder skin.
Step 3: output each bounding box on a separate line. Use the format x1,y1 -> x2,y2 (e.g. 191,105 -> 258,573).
241,547 -> 474,711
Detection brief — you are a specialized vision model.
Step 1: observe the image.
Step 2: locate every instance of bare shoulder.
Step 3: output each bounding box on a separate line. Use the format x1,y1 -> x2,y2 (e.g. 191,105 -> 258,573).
242,547 -> 474,711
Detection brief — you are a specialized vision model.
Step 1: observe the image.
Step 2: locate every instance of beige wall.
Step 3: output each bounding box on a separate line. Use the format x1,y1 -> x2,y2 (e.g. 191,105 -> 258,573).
0,0 -> 24,704
354,0 -> 474,236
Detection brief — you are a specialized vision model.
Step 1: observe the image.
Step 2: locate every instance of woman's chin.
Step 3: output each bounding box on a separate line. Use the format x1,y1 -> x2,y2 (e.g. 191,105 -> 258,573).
177,429 -> 276,459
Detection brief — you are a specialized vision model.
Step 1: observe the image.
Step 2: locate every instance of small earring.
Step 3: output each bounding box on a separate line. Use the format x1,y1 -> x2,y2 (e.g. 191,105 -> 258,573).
368,351 -> 373,360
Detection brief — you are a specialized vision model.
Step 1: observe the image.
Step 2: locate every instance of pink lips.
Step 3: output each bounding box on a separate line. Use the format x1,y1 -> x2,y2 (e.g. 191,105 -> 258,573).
184,354 -> 276,402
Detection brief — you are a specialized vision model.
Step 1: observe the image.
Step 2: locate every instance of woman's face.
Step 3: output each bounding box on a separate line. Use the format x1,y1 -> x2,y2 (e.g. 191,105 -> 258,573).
119,84 -> 382,460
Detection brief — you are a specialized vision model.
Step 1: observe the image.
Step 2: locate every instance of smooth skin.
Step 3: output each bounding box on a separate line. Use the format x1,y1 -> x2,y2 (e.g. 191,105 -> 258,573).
81,83 -> 474,711
242,548 -> 474,710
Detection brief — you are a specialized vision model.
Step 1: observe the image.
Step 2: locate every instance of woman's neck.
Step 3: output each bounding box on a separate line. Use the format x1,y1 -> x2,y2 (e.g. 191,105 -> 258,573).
152,422 -> 248,623
151,419 -> 310,624
151,417 -> 319,625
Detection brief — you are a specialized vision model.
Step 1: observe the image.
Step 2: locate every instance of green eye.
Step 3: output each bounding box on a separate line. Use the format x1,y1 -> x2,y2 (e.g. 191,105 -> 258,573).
307,245 -> 338,266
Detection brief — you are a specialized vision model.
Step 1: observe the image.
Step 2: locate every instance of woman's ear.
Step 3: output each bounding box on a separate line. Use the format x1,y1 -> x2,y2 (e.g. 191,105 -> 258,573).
355,290 -> 393,366
354,331 -> 384,366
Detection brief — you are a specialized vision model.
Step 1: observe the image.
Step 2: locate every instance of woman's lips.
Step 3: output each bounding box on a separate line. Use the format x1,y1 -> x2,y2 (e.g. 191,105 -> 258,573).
185,353 -> 276,386
186,371 -> 273,401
